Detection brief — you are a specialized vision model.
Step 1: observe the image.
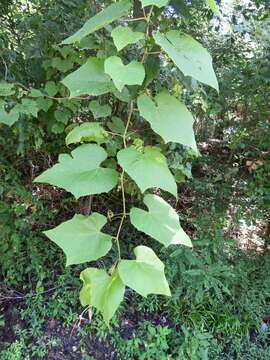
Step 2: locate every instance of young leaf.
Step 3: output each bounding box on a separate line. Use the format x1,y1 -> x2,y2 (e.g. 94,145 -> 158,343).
45,81 -> 58,97
44,213 -> 112,266
137,92 -> 197,151
34,144 -> 118,198
36,98 -> 53,112
0,81 -> 15,97
0,103 -> 19,126
130,194 -> 192,247
62,58 -> 115,98
104,56 -> 145,92
140,0 -> 168,7
118,245 -> 171,297
111,25 -> 144,51
66,122 -> 108,145
14,99 -> 39,117
117,146 -> 177,197
80,268 -> 125,324
62,0 -> 132,45
153,31 -> 219,91
89,100 -> 112,119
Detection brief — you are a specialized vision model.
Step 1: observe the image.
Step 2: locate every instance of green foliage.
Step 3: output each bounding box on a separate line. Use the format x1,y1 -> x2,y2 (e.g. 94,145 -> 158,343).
111,25 -> 144,51
44,213 -> 113,266
130,194 -> 192,247
34,144 -> 119,198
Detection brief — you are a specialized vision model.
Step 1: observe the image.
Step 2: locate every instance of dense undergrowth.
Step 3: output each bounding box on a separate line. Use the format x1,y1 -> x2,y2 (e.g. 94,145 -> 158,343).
1,143 -> 270,359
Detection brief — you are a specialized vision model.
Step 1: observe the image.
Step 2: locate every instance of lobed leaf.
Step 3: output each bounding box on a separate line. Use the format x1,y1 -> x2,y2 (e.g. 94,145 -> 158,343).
80,268 -> 125,324
130,194 -> 192,247
44,213 -> 112,266
117,146 -> 177,197
34,144 -> 118,198
104,56 -> 145,92
118,245 -> 171,297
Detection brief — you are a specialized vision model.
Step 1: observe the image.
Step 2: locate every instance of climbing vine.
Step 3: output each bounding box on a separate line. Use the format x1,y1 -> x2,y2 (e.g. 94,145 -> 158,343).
0,0 -> 219,324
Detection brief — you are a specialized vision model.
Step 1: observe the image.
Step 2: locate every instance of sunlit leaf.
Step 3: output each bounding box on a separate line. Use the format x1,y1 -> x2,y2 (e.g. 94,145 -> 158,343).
130,194 -> 192,247
111,25 -> 144,51
153,31 -> 219,91
62,0 -> 132,45
44,213 -> 112,266
117,146 -> 177,197
104,56 -> 145,92
137,92 -> 197,151
34,144 -> 118,198
140,0 -> 168,8
80,268 -> 125,324
118,245 -> 171,297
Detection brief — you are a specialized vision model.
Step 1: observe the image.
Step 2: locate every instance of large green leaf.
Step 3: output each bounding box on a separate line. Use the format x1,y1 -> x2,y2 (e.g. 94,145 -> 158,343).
153,31 -> 219,91
0,82 -> 15,96
118,245 -> 171,297
44,213 -> 112,266
117,146 -> 177,197
130,194 -> 192,247
111,25 -> 144,51
137,92 -> 197,151
66,122 -> 108,145
62,0 -> 132,45
34,144 -> 118,198
62,58 -> 115,98
80,268 -> 125,324
0,103 -> 19,126
140,0 -> 168,7
89,100 -> 112,119
104,56 -> 145,92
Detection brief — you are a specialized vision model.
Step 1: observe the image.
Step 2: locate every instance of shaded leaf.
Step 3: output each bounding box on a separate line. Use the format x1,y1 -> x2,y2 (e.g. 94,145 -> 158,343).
117,146 -> 177,197
130,194 -> 192,247
44,213 -> 112,266
45,81 -> 59,97
34,144 -> 118,198
0,103 -> 19,126
118,245 -> 171,297
89,100 -> 112,119
14,99 -> 39,117
111,25 -> 144,51
0,82 -> 15,97
62,58 -> 115,98
66,122 -> 108,145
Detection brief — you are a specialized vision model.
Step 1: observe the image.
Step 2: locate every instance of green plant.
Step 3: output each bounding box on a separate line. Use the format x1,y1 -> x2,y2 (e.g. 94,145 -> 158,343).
1,0 -> 220,324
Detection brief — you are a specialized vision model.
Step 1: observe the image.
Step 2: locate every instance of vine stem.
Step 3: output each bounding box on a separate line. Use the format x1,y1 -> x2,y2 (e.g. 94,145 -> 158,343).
114,101 -> 134,262
141,6 -> 154,64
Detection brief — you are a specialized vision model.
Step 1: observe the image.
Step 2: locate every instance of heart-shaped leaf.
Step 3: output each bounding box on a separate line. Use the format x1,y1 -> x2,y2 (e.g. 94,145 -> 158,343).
104,56 -> 145,92
0,103 -> 19,126
137,92 -> 197,151
0,81 -> 15,97
89,100 -> 112,119
44,213 -> 112,266
153,31 -> 219,91
80,268 -> 125,324
34,144 -> 118,198
130,194 -> 192,247
62,58 -> 115,98
111,26 -> 144,51
66,122 -> 108,145
62,0 -> 132,44
117,146 -> 177,197
118,245 -> 171,297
